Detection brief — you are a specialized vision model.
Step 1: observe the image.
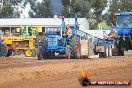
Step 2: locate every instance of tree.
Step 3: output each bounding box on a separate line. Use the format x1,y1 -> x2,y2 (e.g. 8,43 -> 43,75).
104,0 -> 132,26
98,20 -> 109,28
0,3 -> 13,18
0,0 -> 23,18
62,0 -> 107,29
91,0 -> 107,22
109,0 -> 132,13
28,0 -> 53,18
62,0 -> 91,18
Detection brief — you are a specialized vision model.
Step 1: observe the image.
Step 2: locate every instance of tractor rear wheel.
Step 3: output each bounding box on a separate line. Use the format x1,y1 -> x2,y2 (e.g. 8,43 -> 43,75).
112,45 -> 118,56
37,48 -> 52,59
65,45 -> 71,59
43,52 -> 50,59
99,46 -> 110,58
69,35 -> 81,59
112,45 -> 124,56
112,37 -> 124,56
6,50 -> 12,57
112,39 -> 119,56
99,52 -> 105,58
51,52 -> 55,59
37,47 -> 43,60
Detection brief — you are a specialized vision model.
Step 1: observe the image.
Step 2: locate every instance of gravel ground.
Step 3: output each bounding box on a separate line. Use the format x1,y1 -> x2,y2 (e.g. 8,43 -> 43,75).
0,56 -> 131,88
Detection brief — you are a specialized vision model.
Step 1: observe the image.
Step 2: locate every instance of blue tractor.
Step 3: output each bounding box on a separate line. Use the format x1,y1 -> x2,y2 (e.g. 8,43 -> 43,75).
37,17 -> 81,60
112,12 -> 132,56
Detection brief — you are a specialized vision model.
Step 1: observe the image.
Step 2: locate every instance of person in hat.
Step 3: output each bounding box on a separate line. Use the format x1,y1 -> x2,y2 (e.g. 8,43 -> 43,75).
123,17 -> 129,27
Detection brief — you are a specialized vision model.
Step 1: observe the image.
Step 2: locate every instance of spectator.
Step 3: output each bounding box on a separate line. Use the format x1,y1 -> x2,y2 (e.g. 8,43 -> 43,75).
108,26 -> 118,37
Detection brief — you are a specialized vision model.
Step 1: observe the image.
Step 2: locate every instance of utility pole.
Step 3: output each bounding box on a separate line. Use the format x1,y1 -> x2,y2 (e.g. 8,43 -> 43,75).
69,0 -> 71,16
117,0 -> 122,12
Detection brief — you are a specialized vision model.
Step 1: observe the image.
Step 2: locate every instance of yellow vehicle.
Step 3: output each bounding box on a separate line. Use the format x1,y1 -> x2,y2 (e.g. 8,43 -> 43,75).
4,36 -> 36,57
2,26 -> 42,57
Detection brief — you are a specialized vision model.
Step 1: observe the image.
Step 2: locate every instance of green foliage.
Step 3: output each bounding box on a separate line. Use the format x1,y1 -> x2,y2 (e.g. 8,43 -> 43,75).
98,20 -> 109,28
89,19 -> 97,30
12,11 -> 20,18
62,0 -> 91,18
91,0 -> 107,22
0,0 -> 23,18
62,0 -> 107,29
105,0 -> 132,26
28,0 -> 53,18
109,0 -> 132,13
0,3 -> 13,18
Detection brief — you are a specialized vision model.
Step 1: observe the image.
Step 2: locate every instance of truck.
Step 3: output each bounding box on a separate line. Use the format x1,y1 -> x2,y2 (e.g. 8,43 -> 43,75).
112,12 -> 132,56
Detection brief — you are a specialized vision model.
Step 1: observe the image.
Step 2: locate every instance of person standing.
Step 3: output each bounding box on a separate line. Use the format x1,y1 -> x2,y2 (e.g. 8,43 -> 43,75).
108,26 -> 118,37
64,24 -> 72,36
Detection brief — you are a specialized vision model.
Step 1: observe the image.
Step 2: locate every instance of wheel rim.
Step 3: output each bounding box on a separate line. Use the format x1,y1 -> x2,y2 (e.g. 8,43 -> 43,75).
25,50 -> 32,57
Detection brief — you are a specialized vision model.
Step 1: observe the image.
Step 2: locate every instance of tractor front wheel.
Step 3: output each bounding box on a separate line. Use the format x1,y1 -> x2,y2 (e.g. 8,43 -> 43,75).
0,44 -> 8,57
36,48 -> 43,60
6,50 -> 12,57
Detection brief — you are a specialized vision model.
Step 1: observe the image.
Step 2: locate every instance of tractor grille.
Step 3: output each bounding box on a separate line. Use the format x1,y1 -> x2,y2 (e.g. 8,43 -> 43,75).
47,37 -> 57,45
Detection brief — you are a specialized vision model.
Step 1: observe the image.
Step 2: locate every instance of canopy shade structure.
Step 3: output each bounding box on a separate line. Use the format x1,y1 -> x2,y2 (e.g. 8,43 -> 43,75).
0,18 -> 88,28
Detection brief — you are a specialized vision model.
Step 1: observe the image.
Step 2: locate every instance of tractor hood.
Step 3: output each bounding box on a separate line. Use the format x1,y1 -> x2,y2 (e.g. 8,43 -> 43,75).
116,28 -> 132,35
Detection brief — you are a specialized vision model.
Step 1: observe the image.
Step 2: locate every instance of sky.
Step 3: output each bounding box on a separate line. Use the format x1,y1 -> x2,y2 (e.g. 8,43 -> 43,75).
20,3 -> 30,18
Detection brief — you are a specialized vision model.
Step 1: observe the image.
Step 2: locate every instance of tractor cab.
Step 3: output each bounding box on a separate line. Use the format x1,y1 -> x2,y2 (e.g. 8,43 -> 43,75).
113,12 -> 132,35
111,12 -> 132,55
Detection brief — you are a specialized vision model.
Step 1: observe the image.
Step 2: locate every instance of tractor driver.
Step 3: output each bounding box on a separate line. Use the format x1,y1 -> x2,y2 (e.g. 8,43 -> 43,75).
123,17 -> 129,27
64,24 -> 72,37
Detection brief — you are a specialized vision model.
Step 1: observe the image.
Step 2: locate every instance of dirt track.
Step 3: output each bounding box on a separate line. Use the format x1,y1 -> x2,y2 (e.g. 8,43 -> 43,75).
0,56 -> 132,88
